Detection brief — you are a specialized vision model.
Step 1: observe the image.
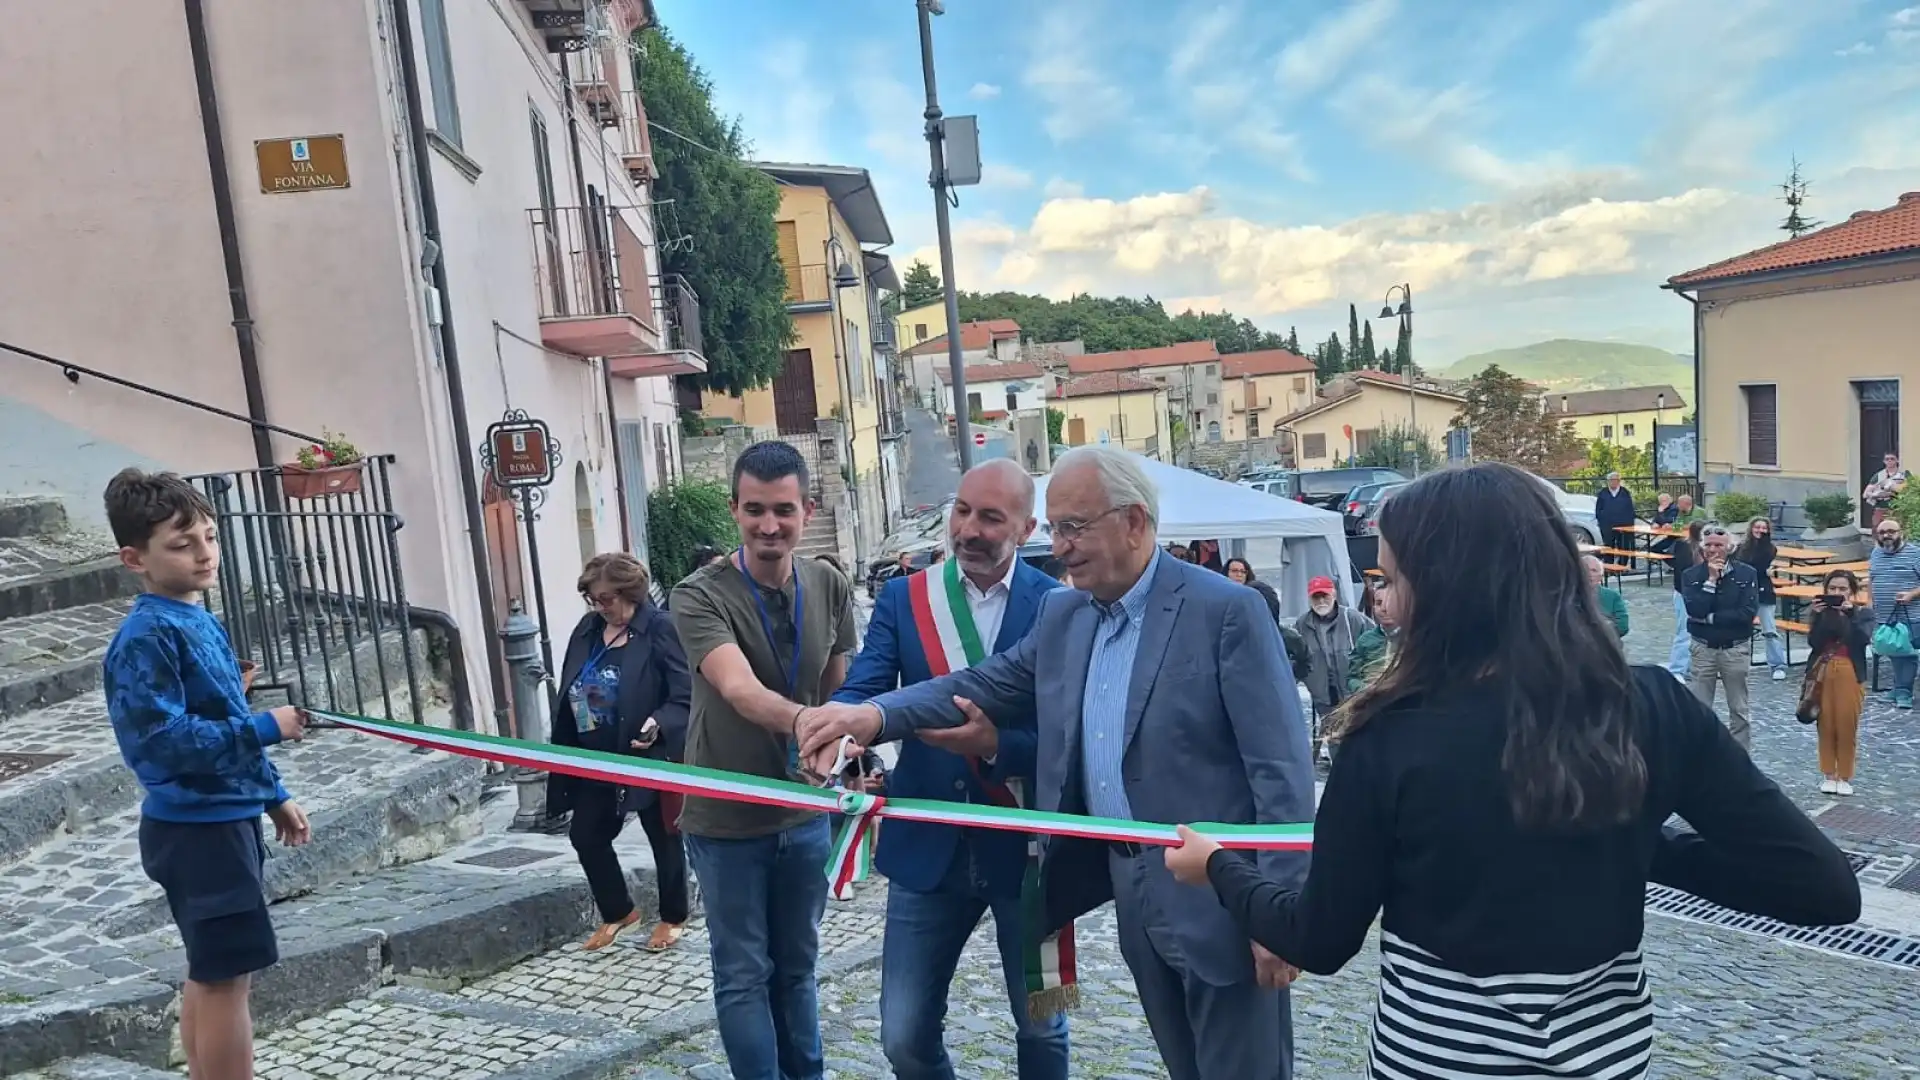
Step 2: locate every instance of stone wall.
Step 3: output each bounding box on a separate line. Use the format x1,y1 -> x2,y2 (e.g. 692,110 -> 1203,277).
681,423 -> 778,486
677,421 -> 870,565
1185,436 -> 1287,478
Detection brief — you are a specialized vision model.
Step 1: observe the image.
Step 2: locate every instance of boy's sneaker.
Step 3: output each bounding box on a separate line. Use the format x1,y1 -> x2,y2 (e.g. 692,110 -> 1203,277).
1771,668 -> 1787,681
1896,690 -> 1914,710
1837,781 -> 1855,797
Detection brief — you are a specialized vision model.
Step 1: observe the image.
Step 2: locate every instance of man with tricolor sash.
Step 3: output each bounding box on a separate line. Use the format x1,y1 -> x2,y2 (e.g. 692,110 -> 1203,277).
831,458 -> 1072,1080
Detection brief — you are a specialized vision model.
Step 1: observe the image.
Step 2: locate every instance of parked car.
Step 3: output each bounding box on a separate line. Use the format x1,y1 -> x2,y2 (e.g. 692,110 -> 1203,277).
1341,479 -> 1406,535
1237,474 -> 1296,499
1355,473 -> 1601,545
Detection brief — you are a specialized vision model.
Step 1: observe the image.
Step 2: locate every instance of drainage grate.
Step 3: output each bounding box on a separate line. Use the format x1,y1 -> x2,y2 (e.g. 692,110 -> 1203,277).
1845,850 -> 1876,874
0,752 -> 69,785
454,846 -> 563,870
1886,864 -> 1920,895
1646,884 -> 1920,969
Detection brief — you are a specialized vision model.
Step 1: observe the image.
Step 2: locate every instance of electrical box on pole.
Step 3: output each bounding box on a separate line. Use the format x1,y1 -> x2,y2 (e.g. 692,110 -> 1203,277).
943,116 -> 982,187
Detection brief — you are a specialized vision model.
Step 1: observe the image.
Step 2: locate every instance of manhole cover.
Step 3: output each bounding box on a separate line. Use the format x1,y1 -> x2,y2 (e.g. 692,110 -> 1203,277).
1886,865 -> 1920,895
0,752 -> 68,785
454,846 -> 561,870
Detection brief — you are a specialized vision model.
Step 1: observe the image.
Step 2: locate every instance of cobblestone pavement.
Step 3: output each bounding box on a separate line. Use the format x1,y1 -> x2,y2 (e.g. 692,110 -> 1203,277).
0,599 -> 133,692
0,527 -> 115,588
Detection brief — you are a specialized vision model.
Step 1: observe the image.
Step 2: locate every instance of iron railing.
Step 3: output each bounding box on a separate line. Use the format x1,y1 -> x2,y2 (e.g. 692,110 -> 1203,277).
1548,475 -> 1705,503
529,205 -> 639,321
616,89 -> 653,173
189,456 -> 425,725
654,273 -> 704,357
784,263 -> 832,305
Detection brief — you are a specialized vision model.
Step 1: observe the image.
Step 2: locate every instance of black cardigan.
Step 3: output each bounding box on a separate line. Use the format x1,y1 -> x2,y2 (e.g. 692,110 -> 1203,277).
1735,538 -> 1778,604
1205,666 -> 1859,979
546,603 -> 692,815
1808,602 -> 1874,683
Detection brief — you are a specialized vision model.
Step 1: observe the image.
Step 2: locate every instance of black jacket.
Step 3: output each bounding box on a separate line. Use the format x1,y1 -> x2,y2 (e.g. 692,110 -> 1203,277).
1808,602 -> 1874,683
546,603 -> 692,815
1595,486 -> 1636,529
1682,560 -> 1761,649
1734,538 -> 1778,604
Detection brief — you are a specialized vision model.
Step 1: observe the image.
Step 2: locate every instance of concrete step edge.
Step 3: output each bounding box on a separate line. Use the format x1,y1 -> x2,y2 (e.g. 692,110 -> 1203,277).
0,557 -> 139,622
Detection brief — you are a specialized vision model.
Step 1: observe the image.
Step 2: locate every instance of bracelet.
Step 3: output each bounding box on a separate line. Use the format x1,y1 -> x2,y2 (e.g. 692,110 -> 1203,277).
790,705 -> 808,734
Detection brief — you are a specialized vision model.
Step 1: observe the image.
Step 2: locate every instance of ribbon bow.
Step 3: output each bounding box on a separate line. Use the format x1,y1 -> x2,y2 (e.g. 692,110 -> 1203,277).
827,787 -> 884,900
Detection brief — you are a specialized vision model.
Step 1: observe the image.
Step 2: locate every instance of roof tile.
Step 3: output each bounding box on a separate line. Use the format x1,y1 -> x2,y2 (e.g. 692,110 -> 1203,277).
1052,372 -> 1162,398
1066,340 -> 1219,374
1671,192 -> 1920,286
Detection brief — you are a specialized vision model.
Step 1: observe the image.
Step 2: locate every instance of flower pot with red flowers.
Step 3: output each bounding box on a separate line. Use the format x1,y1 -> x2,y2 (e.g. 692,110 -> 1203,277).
282,432 -> 366,499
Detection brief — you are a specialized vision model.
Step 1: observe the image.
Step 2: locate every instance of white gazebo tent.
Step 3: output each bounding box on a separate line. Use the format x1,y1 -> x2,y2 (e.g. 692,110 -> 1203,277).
1030,453 -> 1355,615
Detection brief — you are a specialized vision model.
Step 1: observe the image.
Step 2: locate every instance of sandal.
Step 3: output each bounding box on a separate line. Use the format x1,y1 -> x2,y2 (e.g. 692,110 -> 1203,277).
645,921 -> 686,952
583,910 -> 641,951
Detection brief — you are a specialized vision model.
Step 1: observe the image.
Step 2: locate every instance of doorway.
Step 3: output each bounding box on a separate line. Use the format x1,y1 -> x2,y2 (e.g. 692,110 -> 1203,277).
482,477 -> 527,735
574,462 -> 597,565
773,348 -> 818,434
1857,380 -> 1900,524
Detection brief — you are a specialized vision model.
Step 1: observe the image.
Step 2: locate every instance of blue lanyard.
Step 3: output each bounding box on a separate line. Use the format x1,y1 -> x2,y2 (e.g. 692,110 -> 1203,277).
736,551 -> 803,700
575,625 -> 629,692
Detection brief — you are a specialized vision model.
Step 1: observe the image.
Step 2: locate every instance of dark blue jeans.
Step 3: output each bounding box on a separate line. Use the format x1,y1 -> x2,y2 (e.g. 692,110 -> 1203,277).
684,816 -> 831,1080
879,852 -> 1070,1080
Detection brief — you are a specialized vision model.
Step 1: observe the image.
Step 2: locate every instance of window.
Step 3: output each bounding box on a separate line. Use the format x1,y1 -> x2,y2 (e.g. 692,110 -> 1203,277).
1293,378 -> 1307,393
1303,433 -> 1327,459
1249,416 -> 1260,438
1006,390 -> 1018,412
915,323 -> 927,340
1354,428 -> 1378,455
1601,424 -> 1614,439
847,320 -> 866,400
1743,384 -> 1778,466
1623,423 -> 1636,437
1206,392 -> 1218,405
1205,364 -> 1217,376
1206,420 -> 1221,443
420,0 -> 463,144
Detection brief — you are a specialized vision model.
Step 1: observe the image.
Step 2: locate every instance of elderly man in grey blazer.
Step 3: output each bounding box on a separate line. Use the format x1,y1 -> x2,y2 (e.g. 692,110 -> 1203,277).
798,446 -> 1316,1080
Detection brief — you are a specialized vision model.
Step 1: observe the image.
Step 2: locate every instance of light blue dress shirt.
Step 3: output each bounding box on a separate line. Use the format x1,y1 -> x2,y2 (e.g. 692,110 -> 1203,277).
1080,554 -> 1161,821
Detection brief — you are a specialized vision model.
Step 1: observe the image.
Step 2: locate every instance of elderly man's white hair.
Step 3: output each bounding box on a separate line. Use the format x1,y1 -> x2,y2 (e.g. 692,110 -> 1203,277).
1051,446 -> 1159,526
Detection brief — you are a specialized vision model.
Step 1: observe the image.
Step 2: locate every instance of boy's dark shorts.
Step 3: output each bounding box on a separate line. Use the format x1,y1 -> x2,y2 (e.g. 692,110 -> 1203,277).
139,816 -> 278,984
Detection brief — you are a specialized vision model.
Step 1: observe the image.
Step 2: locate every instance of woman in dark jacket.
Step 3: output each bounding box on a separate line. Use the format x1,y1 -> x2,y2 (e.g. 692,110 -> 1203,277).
1807,568 -> 1873,796
1735,517 -> 1788,679
550,553 -> 693,951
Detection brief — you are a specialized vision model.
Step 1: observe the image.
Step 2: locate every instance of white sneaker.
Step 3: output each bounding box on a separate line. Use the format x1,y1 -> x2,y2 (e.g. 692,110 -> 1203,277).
1838,781 -> 1855,797
1772,668 -> 1787,681
1820,779 -> 1839,794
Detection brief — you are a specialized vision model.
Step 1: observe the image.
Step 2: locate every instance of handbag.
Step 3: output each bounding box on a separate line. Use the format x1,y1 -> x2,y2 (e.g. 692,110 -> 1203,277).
1796,653 -> 1829,726
1872,604 -> 1915,659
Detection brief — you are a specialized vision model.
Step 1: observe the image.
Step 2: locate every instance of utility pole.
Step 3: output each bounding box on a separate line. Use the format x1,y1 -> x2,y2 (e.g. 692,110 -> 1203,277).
917,0 -> 972,469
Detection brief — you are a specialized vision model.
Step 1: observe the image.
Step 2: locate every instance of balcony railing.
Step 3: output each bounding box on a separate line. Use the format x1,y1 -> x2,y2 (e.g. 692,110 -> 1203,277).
616,89 -> 655,180
564,47 -> 618,125
1230,394 -> 1273,414
530,206 -> 657,357
872,314 -> 897,353
656,274 -> 703,357
784,263 -> 832,306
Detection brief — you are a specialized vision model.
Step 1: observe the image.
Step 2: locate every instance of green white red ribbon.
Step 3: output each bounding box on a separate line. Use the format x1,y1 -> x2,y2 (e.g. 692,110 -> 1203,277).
311,710 -> 1314,935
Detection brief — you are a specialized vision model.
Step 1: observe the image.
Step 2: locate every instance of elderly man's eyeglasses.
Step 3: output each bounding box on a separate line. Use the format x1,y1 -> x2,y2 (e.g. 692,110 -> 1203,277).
1049,505 -> 1126,542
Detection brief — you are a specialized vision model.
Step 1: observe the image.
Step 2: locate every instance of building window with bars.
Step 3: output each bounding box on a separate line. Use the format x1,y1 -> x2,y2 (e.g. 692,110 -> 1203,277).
1742,384 -> 1778,467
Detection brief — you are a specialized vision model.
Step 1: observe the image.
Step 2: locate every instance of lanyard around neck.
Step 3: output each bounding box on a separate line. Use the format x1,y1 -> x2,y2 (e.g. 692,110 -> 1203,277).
736,550 -> 803,700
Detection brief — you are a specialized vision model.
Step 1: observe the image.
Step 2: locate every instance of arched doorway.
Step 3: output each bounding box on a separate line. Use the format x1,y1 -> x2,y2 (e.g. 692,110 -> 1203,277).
574,462 -> 597,565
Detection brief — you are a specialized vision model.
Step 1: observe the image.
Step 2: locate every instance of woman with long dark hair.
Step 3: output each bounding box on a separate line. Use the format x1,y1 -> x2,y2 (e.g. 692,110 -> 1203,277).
1735,517 -> 1788,679
1164,463 -> 1858,1079
550,554 -> 694,951
1805,568 -> 1873,795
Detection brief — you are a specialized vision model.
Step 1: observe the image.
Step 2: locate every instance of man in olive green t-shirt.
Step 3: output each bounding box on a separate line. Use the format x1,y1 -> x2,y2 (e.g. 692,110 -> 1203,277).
669,440 -> 856,1078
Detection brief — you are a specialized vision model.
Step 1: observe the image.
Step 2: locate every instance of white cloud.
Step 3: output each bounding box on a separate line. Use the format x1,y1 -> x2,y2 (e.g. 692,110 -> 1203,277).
1170,2 -> 1242,82
968,82 -> 1002,100
1836,40 -> 1876,56
744,42 -> 831,162
1895,5 -> 1920,25
1023,4 -> 1131,141
979,163 -> 1035,190
1275,0 -> 1397,97
1043,177 -> 1085,199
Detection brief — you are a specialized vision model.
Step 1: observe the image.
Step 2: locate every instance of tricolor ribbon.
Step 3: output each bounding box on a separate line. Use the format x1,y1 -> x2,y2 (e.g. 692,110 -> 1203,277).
312,709 -> 1313,1009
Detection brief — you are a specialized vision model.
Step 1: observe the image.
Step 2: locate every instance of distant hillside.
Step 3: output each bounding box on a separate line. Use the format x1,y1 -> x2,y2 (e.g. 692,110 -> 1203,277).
1440,340 -> 1692,393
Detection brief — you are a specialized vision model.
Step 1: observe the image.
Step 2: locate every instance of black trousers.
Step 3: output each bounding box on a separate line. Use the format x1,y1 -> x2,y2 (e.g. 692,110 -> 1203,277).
1605,527 -> 1636,565
568,781 -> 691,926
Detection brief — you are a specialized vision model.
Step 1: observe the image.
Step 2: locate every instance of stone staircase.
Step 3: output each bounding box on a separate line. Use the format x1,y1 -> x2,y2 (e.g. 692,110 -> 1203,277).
796,508 -> 840,560
0,493 -> 490,1074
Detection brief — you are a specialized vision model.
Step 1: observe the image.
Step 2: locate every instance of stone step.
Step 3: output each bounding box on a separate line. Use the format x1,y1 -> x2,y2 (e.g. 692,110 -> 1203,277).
0,495 -> 68,540
0,799 -> 666,1074
0,599 -> 134,720
0,550 -> 141,622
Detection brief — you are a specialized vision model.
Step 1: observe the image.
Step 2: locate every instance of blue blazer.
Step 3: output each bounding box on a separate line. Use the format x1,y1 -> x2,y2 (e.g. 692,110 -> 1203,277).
833,560 -> 1060,895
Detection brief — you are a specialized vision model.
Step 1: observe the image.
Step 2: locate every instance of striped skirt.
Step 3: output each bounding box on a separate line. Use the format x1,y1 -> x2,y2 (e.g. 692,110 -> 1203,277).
1368,931 -> 1654,1079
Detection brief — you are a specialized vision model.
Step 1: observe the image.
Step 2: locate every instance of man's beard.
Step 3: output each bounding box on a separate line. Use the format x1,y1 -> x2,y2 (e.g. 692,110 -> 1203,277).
956,539 -> 1009,571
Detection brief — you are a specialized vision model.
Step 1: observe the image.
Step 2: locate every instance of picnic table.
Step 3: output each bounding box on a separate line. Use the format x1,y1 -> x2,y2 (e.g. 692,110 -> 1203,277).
1771,544 -> 1834,564
1781,560 -> 1870,579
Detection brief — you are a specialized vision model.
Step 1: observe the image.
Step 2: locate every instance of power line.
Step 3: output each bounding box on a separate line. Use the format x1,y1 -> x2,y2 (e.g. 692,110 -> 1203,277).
646,120 -> 797,186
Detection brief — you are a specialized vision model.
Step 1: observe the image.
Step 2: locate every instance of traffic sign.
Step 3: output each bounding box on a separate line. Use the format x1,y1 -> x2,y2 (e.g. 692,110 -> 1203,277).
973,431 -> 987,448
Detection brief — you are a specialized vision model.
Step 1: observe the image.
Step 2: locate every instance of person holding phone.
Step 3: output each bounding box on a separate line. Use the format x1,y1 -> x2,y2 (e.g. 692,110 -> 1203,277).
1805,569 -> 1873,795
550,553 -> 693,952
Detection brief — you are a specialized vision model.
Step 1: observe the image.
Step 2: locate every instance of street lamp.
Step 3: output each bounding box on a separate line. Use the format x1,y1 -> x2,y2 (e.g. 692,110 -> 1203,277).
825,234 -> 868,562
917,0 -> 974,468
1380,283 -> 1417,475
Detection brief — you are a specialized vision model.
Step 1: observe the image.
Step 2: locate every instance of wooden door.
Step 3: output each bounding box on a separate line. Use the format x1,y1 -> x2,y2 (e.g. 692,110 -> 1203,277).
1068,417 -> 1086,445
1860,381 -> 1900,523
773,348 -> 818,434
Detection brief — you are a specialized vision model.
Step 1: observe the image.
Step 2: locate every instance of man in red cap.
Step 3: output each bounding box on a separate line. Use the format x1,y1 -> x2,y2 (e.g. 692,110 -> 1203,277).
1293,575 -> 1375,723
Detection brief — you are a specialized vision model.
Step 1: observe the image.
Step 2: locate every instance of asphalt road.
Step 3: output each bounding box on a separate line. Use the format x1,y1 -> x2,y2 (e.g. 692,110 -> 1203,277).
901,406 -> 961,510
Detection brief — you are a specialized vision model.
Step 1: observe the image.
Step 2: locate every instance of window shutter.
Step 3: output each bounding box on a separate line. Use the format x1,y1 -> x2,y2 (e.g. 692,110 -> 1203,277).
1744,385 -> 1778,466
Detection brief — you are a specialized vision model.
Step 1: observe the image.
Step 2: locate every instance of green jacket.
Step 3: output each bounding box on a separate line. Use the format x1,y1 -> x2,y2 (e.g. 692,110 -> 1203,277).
1597,585 -> 1630,638
1672,507 -> 1708,527
1347,626 -> 1392,693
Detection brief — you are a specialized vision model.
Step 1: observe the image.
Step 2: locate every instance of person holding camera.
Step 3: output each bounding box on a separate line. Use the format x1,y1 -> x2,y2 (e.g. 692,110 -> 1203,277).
1683,525 -> 1761,748
551,553 -> 693,952
1804,569 -> 1873,795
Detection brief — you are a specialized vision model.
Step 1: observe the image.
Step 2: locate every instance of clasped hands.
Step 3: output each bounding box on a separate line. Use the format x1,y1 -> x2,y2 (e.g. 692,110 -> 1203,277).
794,696 -> 1001,778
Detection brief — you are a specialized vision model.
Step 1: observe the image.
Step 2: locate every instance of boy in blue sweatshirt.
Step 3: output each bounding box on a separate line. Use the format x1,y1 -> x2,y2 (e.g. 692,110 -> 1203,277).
102,468 -> 310,1080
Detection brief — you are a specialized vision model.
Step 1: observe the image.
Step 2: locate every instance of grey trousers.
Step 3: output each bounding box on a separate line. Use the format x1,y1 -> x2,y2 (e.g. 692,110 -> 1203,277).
1690,640 -> 1752,749
1110,852 -> 1292,1080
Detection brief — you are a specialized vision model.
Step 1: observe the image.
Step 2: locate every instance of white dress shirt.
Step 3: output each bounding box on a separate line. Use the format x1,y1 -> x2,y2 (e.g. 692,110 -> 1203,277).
959,557 -> 1019,650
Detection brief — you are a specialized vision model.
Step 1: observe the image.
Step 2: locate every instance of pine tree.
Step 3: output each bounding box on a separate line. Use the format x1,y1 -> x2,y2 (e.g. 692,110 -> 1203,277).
1780,157 -> 1822,238
1347,304 -> 1361,370
1394,320 -> 1415,375
1360,321 -> 1378,371
1286,327 -> 1301,354
901,260 -> 944,307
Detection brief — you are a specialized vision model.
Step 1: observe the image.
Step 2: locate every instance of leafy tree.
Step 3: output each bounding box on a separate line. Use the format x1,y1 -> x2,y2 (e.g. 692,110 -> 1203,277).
901,260 -> 943,308
647,480 -> 738,588
1347,304 -> 1361,372
635,27 -> 792,395
1351,420 -> 1440,475
956,290 -> 1289,355
1045,407 -> 1065,446
1315,333 -> 1346,381
1393,320 -> 1415,375
1780,156 -> 1822,238
1360,320 -> 1378,371
1453,364 -> 1581,473
1569,440 -> 1655,504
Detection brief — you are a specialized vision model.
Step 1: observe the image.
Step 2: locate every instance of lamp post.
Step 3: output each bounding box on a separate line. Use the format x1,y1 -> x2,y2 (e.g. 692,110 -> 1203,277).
916,0 -> 973,469
1379,284 -> 1416,475
825,235 -> 866,562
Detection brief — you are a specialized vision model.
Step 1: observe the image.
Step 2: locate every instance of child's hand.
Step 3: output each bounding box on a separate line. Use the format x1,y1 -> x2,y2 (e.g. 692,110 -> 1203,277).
1163,825 -> 1222,886
239,660 -> 259,692
271,706 -> 309,742
269,801 -> 311,846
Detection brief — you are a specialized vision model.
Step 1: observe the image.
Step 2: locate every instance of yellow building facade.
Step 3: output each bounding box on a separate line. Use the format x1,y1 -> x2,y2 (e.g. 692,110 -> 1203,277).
895,299 -> 949,356
1055,374 -> 1170,459
1277,373 -> 1466,465
1545,386 -> 1687,450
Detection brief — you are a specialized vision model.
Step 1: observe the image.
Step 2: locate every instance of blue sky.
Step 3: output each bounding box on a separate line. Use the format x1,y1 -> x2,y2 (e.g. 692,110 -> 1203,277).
659,0 -> 1920,365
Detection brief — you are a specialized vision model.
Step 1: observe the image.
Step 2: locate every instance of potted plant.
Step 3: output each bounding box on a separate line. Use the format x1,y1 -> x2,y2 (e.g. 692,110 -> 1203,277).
1801,492 -> 1866,559
281,431 -> 366,499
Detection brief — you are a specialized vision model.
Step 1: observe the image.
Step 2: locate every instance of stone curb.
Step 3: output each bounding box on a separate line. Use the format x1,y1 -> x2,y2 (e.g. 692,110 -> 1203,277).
33,1053 -> 180,1079
0,557 -> 139,623
0,496 -> 64,540
0,657 -> 103,725
0,752 -> 142,868
2,864 -> 664,1074
383,986 -> 652,1080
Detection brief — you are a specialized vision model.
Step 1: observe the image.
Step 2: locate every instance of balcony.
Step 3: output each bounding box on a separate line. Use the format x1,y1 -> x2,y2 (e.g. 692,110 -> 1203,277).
564,48 -> 618,126
616,90 -> 656,181
529,206 -> 655,358
872,313 -> 897,354
517,0 -> 650,52
609,275 -> 709,380
1231,394 -> 1274,414
784,263 -> 833,310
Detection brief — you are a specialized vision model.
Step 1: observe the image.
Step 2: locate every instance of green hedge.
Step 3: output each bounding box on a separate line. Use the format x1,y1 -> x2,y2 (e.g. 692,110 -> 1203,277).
1802,492 -> 1855,531
1892,484 -> 1920,534
646,481 -> 738,590
1710,490 -> 1771,525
